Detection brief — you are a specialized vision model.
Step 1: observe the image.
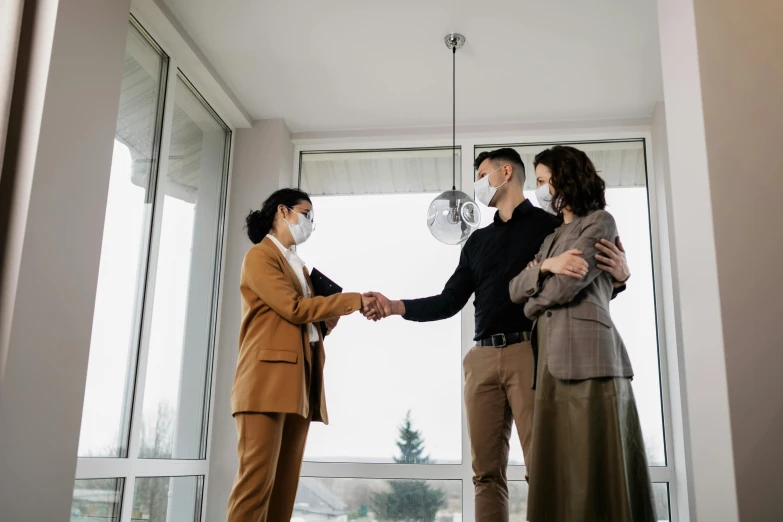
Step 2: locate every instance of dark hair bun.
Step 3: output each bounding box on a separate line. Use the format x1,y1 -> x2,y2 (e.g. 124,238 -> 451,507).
245,188 -> 312,244
245,209 -> 269,244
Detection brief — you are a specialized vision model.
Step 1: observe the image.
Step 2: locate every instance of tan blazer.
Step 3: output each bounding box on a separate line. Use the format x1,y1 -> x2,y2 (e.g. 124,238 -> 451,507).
231,237 -> 362,422
509,210 -> 633,381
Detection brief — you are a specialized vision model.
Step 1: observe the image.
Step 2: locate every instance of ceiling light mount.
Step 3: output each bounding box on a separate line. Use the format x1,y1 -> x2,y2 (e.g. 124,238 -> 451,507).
444,33 -> 466,51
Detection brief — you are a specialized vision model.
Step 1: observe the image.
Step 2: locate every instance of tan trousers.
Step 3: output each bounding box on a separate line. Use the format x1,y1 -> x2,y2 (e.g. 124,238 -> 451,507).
226,412 -> 310,522
463,341 -> 536,522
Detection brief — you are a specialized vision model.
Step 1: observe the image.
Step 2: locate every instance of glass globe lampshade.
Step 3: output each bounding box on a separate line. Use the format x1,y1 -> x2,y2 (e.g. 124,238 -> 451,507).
427,189 -> 481,245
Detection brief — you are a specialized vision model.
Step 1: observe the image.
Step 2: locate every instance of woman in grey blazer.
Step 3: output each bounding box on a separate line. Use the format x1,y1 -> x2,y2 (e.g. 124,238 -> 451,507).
509,146 -> 656,522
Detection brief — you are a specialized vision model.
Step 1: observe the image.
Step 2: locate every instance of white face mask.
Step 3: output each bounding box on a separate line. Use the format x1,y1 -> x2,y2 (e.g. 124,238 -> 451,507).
286,209 -> 314,245
535,183 -> 557,215
474,165 -> 508,207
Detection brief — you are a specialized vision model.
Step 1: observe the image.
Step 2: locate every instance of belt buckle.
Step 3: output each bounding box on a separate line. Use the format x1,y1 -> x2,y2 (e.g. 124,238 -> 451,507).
491,333 -> 507,348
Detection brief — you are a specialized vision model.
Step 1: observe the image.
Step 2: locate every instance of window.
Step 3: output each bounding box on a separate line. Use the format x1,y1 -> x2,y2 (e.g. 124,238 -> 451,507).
138,75 -> 230,460
475,141 -> 666,468
295,139 -> 676,521
73,17 -> 230,521
71,479 -> 124,522
292,478 -> 462,521
298,148 -> 463,465
78,22 -> 168,459
131,476 -> 204,521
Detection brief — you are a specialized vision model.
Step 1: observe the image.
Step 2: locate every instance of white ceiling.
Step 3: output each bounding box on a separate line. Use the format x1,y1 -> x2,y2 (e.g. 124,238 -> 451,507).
162,0 -> 663,133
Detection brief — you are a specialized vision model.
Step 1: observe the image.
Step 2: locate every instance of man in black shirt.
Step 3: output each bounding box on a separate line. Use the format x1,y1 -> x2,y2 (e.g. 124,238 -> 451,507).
366,148 -> 629,522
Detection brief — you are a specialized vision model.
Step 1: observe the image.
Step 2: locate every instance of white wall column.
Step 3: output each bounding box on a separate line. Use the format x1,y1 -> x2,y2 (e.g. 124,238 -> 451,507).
691,1 -> 783,520
0,0 -> 131,520
205,119 -> 293,522
655,2 -> 739,520
650,102 -> 690,522
657,0 -> 783,520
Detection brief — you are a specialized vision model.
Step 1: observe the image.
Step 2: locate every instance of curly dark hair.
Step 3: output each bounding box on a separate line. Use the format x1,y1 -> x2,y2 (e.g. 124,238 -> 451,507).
533,145 -> 606,216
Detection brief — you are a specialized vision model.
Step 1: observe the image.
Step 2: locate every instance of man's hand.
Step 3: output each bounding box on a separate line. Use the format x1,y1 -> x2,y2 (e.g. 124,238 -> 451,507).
540,249 -> 589,279
325,317 -> 339,332
595,237 -> 630,286
526,259 -> 540,270
362,291 -> 404,321
360,294 -> 379,318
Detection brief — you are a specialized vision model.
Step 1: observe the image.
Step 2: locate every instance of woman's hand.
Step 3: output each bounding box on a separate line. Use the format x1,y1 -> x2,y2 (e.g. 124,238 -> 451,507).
526,259 -> 540,270
540,249 -> 589,279
361,294 -> 378,317
361,292 -> 402,321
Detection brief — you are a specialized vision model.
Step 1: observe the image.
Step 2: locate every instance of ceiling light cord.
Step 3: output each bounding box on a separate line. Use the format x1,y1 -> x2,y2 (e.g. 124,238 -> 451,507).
452,45 -> 456,191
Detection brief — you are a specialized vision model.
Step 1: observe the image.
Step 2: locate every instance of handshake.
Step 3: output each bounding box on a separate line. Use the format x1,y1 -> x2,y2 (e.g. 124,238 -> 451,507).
359,292 -> 405,322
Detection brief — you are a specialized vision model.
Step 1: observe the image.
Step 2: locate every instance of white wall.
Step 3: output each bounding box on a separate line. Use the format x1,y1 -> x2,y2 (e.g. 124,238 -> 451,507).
206,118 -> 294,522
657,0 -> 783,520
0,0 -> 131,520
690,1 -> 783,520
655,2 -> 740,520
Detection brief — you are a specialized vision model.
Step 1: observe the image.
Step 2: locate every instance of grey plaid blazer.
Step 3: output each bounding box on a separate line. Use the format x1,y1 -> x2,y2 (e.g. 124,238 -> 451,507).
509,210 -> 633,381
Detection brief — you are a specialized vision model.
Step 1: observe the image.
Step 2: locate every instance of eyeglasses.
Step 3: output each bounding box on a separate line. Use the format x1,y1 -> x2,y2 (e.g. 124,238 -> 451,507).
288,206 -> 316,230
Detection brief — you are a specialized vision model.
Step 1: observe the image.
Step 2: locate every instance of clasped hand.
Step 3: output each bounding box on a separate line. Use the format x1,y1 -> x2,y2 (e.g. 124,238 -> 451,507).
357,238 -> 629,323
359,291 -> 397,322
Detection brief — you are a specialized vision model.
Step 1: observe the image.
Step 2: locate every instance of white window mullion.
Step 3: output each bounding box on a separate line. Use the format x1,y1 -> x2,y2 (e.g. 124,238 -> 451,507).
118,55 -> 180,522
201,133 -> 235,521
300,462 -> 465,481
506,466 -> 528,482
133,459 -> 210,477
648,466 -> 674,483
126,54 -> 178,462
460,138 -> 478,520
120,476 -> 136,522
75,458 -> 133,480
644,135 -> 679,522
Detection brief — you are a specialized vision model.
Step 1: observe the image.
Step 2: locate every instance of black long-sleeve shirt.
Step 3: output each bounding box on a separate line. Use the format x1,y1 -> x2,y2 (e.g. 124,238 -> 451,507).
403,200 -> 561,340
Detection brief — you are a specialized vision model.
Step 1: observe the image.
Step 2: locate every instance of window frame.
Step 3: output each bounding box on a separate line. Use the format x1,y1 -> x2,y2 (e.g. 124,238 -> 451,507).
291,129 -> 680,522
74,14 -> 235,522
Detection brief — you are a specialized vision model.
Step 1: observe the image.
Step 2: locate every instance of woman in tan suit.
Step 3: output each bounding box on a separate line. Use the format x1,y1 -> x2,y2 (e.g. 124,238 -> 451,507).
509,146 -> 656,521
227,188 -> 376,522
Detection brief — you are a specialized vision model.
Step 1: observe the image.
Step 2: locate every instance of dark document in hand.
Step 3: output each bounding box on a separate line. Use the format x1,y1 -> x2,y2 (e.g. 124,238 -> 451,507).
310,268 -> 343,336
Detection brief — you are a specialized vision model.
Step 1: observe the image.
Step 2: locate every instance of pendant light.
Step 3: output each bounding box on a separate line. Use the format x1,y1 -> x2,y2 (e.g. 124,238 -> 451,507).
426,33 -> 480,245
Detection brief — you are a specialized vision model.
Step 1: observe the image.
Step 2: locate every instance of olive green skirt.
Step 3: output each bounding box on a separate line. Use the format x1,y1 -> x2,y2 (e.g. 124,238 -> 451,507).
527,316 -> 657,522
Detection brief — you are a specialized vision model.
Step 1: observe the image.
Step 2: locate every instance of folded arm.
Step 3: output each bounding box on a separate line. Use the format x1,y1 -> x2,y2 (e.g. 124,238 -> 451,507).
508,247 -> 548,305
523,212 -> 617,318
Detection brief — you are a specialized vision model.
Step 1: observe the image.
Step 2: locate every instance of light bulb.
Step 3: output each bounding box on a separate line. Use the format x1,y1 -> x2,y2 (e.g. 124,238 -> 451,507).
427,189 -> 481,245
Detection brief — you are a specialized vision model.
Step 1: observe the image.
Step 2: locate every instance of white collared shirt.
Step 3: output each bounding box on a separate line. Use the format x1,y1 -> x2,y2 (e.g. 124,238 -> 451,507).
267,235 -> 320,343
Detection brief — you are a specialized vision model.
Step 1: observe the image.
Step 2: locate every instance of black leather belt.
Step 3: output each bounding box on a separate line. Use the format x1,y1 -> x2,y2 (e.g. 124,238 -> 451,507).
477,331 -> 531,348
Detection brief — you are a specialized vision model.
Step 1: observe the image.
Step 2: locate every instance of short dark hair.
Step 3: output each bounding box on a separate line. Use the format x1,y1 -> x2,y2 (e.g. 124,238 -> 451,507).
533,146 -> 605,216
474,147 -> 526,180
245,188 -> 312,244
